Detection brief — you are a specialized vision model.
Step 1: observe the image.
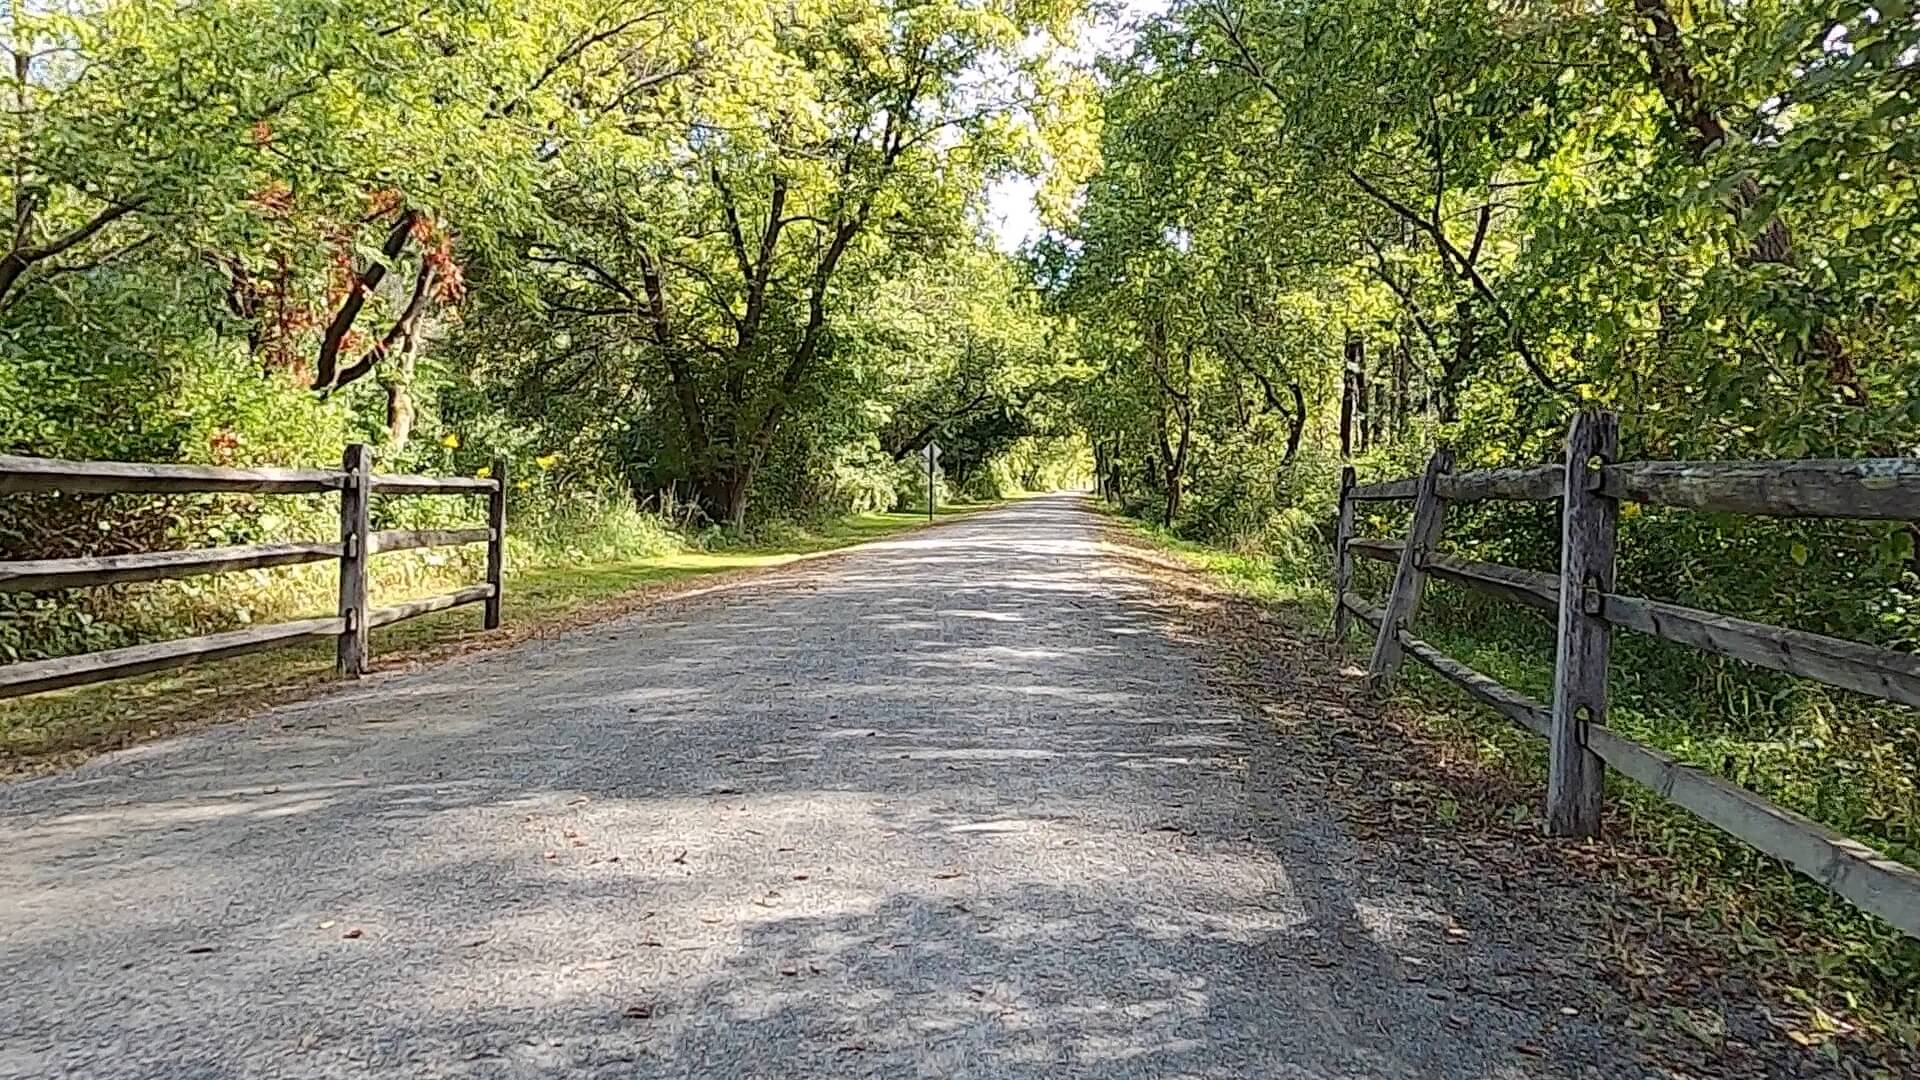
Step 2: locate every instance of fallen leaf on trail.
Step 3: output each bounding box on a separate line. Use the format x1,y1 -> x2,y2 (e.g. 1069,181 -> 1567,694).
622,1003 -> 654,1019
341,928 -> 364,940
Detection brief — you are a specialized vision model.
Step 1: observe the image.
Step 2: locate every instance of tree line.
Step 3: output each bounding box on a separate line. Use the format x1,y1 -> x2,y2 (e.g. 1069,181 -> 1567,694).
1,0 -> 1088,542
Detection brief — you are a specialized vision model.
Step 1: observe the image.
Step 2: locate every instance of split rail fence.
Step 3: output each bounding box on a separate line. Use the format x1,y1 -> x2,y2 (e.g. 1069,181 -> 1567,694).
0,445 -> 506,699
1332,410 -> 1920,939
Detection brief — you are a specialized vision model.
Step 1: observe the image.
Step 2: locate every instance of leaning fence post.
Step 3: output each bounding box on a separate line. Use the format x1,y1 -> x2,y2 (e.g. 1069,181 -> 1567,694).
336,443 -> 372,675
1331,465 -> 1356,640
1366,447 -> 1453,689
484,457 -> 507,630
1547,410 -> 1618,838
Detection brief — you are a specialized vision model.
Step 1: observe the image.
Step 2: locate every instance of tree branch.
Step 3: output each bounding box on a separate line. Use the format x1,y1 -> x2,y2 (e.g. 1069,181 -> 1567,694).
0,195 -> 150,308
333,259 -> 438,391
313,209 -> 417,389
1346,168 -> 1562,394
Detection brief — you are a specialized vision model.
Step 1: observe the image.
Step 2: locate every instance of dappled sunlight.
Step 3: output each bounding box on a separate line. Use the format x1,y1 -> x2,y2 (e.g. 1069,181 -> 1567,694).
0,495 -> 1584,1077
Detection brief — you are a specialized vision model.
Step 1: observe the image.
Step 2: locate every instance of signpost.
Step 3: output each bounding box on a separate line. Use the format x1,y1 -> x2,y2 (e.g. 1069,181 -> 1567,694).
922,440 -> 941,522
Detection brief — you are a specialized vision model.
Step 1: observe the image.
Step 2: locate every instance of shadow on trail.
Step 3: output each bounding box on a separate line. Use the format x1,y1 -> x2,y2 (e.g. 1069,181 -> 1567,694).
0,495 -> 1604,1078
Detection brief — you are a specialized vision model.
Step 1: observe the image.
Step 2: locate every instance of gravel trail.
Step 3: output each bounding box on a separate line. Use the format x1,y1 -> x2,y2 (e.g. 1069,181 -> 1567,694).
1,495 -> 1658,1078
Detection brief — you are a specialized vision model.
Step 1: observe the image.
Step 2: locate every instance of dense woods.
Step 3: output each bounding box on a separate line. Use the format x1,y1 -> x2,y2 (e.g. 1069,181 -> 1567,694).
5,0 -> 1920,1040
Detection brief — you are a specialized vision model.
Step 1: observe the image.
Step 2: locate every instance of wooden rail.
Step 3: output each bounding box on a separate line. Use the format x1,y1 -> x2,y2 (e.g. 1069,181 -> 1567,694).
1598,459 -> 1920,520
1342,595 -> 1549,736
0,447 -> 507,698
1331,411 -> 1920,939
0,618 -> 345,700
1436,465 -> 1563,503
1349,477 -> 1418,501
0,454 -> 344,495
367,528 -> 493,556
371,472 -> 500,495
0,541 -> 342,592
367,584 -> 496,629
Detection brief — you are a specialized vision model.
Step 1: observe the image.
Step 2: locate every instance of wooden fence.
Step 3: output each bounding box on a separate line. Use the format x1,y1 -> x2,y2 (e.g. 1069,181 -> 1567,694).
0,445 -> 506,699
1332,410 -> 1920,939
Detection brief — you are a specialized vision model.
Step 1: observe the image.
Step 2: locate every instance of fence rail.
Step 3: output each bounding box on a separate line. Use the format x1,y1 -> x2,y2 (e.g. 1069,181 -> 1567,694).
1332,411 -> 1920,939
0,446 -> 506,701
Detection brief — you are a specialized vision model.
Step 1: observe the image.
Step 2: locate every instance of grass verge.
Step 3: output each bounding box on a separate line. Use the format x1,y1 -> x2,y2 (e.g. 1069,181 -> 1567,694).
0,501 -> 998,777
1098,502 -> 1920,1062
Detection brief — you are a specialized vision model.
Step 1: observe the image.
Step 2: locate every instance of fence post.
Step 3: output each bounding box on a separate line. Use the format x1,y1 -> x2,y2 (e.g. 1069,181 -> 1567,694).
335,443 -> 372,675
484,457 -> 507,630
1331,465 -> 1356,639
1547,410 -> 1618,838
1366,447 -> 1453,689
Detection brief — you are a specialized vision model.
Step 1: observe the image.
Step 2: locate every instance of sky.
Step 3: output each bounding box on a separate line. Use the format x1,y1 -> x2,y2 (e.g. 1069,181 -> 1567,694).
983,0 -> 1170,253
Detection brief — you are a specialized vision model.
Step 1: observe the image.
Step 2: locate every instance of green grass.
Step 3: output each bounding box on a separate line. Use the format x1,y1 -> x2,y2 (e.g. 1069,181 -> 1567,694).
0,501 -> 996,773
1093,502 -> 1332,622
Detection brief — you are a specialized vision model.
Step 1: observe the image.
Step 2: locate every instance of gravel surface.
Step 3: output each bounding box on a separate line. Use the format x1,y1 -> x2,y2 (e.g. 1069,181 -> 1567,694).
0,495 -> 1757,1078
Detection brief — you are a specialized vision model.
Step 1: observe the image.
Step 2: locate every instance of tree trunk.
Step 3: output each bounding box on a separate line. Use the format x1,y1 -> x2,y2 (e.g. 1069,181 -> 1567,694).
385,372 -> 415,452
1344,336 -> 1374,453
697,466 -> 752,529
1283,382 -> 1306,464
1340,353 -> 1356,459
1158,406 -> 1192,527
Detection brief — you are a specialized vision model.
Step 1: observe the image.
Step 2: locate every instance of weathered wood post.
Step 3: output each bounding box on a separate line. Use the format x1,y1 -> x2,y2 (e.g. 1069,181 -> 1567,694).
1366,447 -> 1453,690
336,443 -> 372,675
1547,410 -> 1618,837
1331,465 -> 1356,639
485,457 -> 507,630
